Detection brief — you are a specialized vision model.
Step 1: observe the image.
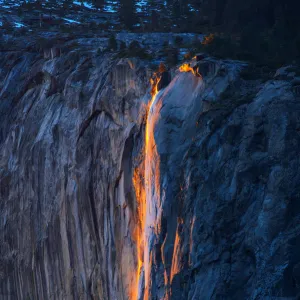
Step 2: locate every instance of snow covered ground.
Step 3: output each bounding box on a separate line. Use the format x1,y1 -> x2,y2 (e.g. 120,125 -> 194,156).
0,0 -> 198,34
104,0 -> 118,12
0,0 -> 192,14
73,1 -> 94,9
136,0 -> 147,13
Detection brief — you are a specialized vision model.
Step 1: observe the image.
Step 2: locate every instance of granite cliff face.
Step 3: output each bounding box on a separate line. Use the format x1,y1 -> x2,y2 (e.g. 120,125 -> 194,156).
140,62 -> 300,299
0,47 -> 150,299
1,41 -> 300,300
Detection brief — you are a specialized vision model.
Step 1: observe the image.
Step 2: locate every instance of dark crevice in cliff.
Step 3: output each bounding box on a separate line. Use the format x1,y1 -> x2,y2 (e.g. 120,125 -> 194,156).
77,109 -> 121,143
88,146 -> 101,259
122,134 -> 135,211
105,185 -> 112,300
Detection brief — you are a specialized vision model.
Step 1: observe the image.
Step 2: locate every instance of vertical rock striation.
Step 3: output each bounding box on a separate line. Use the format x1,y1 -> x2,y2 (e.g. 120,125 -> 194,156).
0,49 -> 150,299
1,46 -> 300,300
137,59 -> 300,299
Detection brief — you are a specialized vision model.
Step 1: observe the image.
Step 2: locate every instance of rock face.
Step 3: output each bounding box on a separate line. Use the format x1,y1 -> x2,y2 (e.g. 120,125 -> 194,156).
142,60 -> 300,299
0,49 -> 149,299
1,45 -> 300,300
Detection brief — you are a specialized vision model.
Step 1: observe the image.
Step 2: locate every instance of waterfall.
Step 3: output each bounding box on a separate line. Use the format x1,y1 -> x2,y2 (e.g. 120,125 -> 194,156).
144,83 -> 162,299
133,65 -> 198,300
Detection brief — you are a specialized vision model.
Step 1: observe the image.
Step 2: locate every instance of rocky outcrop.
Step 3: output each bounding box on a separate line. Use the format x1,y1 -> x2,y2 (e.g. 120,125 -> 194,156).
1,41 -> 300,300
142,59 -> 300,299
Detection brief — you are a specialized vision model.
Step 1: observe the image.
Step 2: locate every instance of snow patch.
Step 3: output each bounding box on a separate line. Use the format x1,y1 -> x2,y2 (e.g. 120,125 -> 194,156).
73,1 -> 94,10
62,17 -> 81,24
14,22 -> 25,28
136,0 -> 147,13
104,0 -> 118,13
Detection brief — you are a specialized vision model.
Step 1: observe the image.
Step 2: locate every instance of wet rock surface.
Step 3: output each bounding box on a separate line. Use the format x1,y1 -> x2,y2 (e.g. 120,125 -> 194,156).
0,40 -> 300,300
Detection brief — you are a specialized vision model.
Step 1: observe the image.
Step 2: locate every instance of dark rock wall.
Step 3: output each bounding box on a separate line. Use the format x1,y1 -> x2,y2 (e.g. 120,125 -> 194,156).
147,61 -> 300,299
0,50 -> 149,300
1,47 -> 300,300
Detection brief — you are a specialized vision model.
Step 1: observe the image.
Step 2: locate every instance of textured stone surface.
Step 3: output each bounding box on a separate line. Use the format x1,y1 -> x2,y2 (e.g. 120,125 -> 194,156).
1,42 -> 300,300
0,48 -> 149,299
145,60 -> 300,300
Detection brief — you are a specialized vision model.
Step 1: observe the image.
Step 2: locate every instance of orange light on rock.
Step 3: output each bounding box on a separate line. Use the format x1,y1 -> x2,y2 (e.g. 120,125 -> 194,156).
179,63 -> 195,74
179,63 -> 202,78
132,73 -> 162,300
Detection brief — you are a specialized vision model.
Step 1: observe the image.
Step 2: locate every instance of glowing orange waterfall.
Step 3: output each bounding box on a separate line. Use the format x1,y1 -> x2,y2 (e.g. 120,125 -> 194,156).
144,74 -> 162,299
132,167 -> 146,300
132,65 -> 201,300
132,73 -> 162,300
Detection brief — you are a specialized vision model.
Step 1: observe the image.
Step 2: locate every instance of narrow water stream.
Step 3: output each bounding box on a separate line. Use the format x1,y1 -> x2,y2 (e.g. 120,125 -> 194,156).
133,64 -> 199,300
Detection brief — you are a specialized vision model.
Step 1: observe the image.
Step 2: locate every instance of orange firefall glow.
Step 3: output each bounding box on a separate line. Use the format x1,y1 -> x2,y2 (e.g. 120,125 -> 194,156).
132,66 -> 201,300
144,74 -> 162,299
132,73 -> 162,300
179,63 -> 202,78
146,74 -> 162,204
179,63 -> 196,75
170,218 -> 184,284
132,167 -> 146,300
